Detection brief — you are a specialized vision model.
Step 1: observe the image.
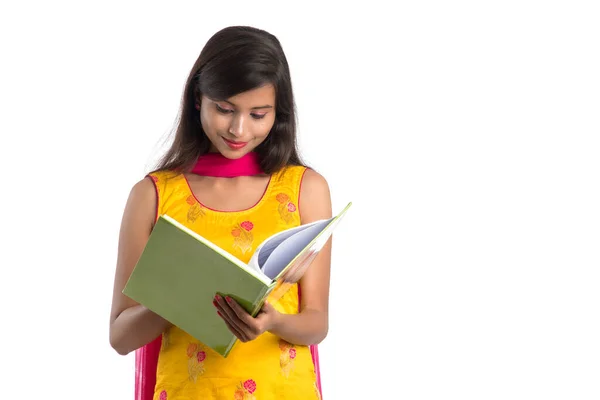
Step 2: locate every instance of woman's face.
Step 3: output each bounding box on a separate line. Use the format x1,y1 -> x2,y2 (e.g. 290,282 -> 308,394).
199,84 -> 276,158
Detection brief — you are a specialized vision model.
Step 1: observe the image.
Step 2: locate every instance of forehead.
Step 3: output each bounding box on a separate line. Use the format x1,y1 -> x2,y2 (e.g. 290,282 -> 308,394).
211,84 -> 276,107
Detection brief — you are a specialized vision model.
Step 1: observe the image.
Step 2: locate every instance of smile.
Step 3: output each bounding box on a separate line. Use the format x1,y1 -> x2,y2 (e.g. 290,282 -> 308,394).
222,137 -> 248,150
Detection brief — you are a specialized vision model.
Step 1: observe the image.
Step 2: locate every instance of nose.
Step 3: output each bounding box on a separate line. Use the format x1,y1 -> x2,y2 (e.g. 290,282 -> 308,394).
228,114 -> 245,137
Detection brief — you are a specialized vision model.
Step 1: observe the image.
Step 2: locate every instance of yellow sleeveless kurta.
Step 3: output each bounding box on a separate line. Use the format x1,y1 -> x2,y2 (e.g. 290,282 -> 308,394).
147,165 -> 321,400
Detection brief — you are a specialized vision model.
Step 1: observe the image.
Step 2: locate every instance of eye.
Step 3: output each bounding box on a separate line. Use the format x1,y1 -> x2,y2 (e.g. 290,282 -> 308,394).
215,104 -> 233,114
251,113 -> 267,120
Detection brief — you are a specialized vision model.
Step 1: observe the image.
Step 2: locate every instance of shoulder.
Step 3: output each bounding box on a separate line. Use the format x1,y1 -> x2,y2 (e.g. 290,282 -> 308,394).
300,168 -> 329,196
271,164 -> 306,181
120,176 -> 159,229
129,175 -> 157,201
126,175 -> 159,212
147,169 -> 182,186
126,169 -> 180,223
299,168 -> 332,224
145,169 -> 185,197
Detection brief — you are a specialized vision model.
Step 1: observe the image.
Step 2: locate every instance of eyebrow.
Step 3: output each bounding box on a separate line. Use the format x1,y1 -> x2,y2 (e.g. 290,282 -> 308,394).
222,100 -> 273,110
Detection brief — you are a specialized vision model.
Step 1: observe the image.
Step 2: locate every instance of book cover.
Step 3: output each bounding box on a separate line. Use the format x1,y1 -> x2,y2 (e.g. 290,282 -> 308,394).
122,217 -> 273,357
123,202 -> 351,357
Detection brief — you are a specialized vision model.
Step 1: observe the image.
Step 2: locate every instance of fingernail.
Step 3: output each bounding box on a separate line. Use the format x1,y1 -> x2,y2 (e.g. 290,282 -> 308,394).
212,300 -> 218,307
217,311 -> 222,317
226,296 -> 232,303
215,295 -> 221,301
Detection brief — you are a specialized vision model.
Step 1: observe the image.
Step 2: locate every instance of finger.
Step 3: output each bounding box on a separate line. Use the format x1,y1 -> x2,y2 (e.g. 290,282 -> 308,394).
213,299 -> 250,342
215,296 -> 252,337
261,301 -> 274,313
217,309 -> 250,342
216,296 -> 247,327
225,296 -> 262,335
255,302 -> 278,332
225,296 -> 257,324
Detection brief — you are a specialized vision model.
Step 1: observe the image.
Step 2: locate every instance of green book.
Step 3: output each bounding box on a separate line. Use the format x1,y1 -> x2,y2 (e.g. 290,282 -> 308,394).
123,202 -> 352,357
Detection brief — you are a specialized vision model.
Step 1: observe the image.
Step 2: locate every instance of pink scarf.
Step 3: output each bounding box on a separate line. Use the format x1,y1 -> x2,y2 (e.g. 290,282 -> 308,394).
191,151 -> 263,177
135,151 -> 322,399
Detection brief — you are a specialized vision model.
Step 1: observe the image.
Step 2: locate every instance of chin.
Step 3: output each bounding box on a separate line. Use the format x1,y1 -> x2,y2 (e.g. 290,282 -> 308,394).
218,146 -> 255,159
220,150 -> 247,159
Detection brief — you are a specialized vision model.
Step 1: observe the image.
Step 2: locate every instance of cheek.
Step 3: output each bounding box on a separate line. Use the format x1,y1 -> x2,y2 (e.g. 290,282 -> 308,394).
253,125 -> 271,139
199,107 -> 212,132
252,117 -> 275,139
200,111 -> 226,135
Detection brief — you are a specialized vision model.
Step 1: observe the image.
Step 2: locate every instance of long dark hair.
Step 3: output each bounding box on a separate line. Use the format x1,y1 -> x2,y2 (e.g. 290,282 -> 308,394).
153,26 -> 305,175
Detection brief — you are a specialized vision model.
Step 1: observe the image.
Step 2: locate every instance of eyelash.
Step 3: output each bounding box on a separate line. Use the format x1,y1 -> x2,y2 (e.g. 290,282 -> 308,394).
215,104 -> 267,120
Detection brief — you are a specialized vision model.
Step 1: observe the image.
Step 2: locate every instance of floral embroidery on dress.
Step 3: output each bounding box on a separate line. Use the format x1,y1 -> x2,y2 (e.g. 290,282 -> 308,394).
279,339 -> 296,377
186,195 -> 205,223
275,193 -> 296,223
159,390 -> 167,400
234,379 -> 257,400
186,343 -> 206,382
232,220 -> 254,254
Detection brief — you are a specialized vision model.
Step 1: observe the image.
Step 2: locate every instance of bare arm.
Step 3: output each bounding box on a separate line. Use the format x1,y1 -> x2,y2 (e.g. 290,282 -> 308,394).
109,177 -> 173,355
267,168 -> 333,345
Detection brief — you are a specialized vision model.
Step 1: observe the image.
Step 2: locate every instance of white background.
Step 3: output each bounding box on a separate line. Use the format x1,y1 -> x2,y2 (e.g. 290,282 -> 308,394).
1,1 -> 599,399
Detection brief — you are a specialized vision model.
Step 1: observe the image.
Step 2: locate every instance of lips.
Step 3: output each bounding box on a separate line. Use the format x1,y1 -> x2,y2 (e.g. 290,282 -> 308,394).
222,137 -> 248,150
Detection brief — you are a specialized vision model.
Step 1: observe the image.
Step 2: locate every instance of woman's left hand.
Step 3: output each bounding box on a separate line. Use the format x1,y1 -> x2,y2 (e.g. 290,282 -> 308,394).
213,295 -> 280,342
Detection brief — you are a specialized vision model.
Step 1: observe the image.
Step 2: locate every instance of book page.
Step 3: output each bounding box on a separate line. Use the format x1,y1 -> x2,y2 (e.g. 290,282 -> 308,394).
256,223 -> 317,268
261,218 -> 333,279
246,201 -> 352,278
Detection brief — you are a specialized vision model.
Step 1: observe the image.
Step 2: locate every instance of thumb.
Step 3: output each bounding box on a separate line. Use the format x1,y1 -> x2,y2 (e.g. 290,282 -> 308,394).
261,301 -> 275,313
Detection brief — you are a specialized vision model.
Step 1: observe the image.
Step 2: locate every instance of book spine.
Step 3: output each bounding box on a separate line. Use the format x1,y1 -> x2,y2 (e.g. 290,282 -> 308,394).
249,284 -> 274,317
250,284 -> 275,317
222,336 -> 237,358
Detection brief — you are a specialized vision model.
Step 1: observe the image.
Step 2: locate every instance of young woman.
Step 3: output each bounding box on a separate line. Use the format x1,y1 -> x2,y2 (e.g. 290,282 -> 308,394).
109,26 -> 333,400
